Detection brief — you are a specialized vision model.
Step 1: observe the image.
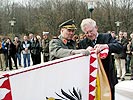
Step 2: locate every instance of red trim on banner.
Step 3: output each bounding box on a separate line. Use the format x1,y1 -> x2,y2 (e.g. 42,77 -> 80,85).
90,56 -> 96,64
0,55 -> 84,79
89,52 -> 97,100
89,94 -> 95,100
89,84 -> 95,92
90,75 -> 96,83
90,65 -> 97,73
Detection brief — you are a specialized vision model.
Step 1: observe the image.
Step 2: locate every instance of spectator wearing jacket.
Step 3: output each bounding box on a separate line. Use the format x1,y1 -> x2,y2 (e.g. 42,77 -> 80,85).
42,32 -> 50,62
114,31 -> 128,81
14,36 -> 22,67
31,36 -> 41,65
21,35 -> 31,68
5,38 -> 17,70
2,38 -> 8,70
29,33 -> 34,63
127,33 -> 133,80
0,37 -> 6,71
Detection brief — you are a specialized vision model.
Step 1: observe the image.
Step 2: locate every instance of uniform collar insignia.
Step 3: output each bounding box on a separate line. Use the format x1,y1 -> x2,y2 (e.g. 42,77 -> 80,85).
62,39 -> 68,45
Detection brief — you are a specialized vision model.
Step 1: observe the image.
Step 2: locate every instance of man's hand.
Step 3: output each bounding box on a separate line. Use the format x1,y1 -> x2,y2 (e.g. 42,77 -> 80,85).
25,48 -> 28,52
94,44 -> 109,54
86,46 -> 95,52
71,49 -> 90,56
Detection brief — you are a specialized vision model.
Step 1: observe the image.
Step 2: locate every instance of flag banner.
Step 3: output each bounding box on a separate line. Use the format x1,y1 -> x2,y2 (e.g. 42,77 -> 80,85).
0,50 -> 110,100
0,54 -> 90,100
89,48 -> 111,100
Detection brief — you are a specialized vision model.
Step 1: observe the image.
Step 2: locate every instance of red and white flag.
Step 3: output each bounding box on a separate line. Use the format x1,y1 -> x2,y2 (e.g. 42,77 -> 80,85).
0,49 -> 111,100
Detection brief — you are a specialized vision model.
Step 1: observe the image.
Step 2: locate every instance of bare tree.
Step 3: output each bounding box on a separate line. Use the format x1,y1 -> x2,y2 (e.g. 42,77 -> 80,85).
0,0 -> 133,36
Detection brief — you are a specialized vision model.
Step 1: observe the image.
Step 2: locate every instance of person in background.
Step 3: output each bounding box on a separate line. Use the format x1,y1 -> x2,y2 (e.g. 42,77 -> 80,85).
114,31 -> 128,81
29,33 -> 34,42
123,32 -> 128,39
42,31 -> 50,62
123,31 -> 130,73
31,36 -> 41,65
5,38 -> 17,70
21,35 -> 31,68
111,31 -> 116,39
49,19 -> 90,61
78,18 -> 123,100
36,35 -> 42,63
79,33 -> 85,41
14,36 -> 22,67
36,35 -> 42,47
0,37 -> 6,71
127,33 -> 133,80
2,37 -> 8,70
72,34 -> 79,49
29,33 -> 34,63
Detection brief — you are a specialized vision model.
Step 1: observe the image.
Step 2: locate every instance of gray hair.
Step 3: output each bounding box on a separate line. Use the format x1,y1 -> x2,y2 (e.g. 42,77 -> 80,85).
80,18 -> 96,31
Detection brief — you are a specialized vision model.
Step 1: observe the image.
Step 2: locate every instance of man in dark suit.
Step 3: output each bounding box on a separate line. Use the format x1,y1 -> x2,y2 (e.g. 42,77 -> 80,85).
78,18 -> 123,100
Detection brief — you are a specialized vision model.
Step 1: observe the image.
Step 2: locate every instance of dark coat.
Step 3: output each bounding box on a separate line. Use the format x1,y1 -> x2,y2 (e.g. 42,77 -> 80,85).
114,37 -> 128,59
78,33 -> 123,88
42,39 -> 50,53
14,40 -> 22,54
31,41 -> 41,55
5,42 -> 16,56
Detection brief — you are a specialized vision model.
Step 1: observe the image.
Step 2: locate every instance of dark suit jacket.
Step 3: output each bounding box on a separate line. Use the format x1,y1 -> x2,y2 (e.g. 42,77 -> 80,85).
78,33 -> 123,88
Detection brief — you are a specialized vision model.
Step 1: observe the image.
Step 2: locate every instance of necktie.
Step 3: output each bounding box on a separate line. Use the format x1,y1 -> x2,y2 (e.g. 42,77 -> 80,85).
92,40 -> 96,46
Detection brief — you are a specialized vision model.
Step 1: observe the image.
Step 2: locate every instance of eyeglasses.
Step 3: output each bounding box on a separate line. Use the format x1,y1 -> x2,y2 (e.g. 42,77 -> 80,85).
85,27 -> 95,34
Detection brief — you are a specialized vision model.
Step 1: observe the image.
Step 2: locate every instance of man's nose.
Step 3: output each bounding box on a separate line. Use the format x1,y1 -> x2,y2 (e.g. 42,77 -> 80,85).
87,32 -> 92,36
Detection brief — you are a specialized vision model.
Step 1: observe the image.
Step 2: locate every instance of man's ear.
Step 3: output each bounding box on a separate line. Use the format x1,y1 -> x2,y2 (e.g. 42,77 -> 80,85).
61,28 -> 65,33
60,28 -> 63,33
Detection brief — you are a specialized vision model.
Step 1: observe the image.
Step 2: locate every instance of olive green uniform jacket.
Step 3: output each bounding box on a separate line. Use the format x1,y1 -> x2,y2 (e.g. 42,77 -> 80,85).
49,35 -> 76,60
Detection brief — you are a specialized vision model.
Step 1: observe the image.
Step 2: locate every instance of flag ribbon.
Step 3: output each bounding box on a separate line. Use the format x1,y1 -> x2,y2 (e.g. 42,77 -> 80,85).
95,48 -> 111,100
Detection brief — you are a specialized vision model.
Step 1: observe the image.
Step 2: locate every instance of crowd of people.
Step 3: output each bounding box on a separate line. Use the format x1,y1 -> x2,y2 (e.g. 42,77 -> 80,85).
0,18 -> 133,100
0,31 -> 50,70
110,31 -> 133,81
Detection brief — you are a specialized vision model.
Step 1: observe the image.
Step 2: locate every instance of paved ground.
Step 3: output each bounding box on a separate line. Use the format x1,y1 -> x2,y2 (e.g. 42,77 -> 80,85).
124,73 -> 131,80
0,53 -> 43,75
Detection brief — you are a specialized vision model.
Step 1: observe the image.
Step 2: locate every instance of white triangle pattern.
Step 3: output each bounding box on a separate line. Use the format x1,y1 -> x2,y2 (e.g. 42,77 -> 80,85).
0,88 -> 10,99
90,60 -> 98,68
90,79 -> 96,87
89,89 -> 96,96
90,53 -> 97,58
89,53 -> 98,99
90,70 -> 97,77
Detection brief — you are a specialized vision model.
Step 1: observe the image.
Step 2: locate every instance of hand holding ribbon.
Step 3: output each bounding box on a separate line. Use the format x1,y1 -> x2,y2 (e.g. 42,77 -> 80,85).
87,44 -> 109,59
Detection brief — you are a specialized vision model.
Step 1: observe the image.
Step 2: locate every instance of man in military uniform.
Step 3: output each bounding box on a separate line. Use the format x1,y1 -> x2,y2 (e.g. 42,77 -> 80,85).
49,19 -> 90,61
42,31 -> 50,62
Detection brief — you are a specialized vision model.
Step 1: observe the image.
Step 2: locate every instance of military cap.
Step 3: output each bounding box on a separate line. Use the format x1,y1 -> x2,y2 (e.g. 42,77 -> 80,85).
42,31 -> 49,35
59,19 -> 77,30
